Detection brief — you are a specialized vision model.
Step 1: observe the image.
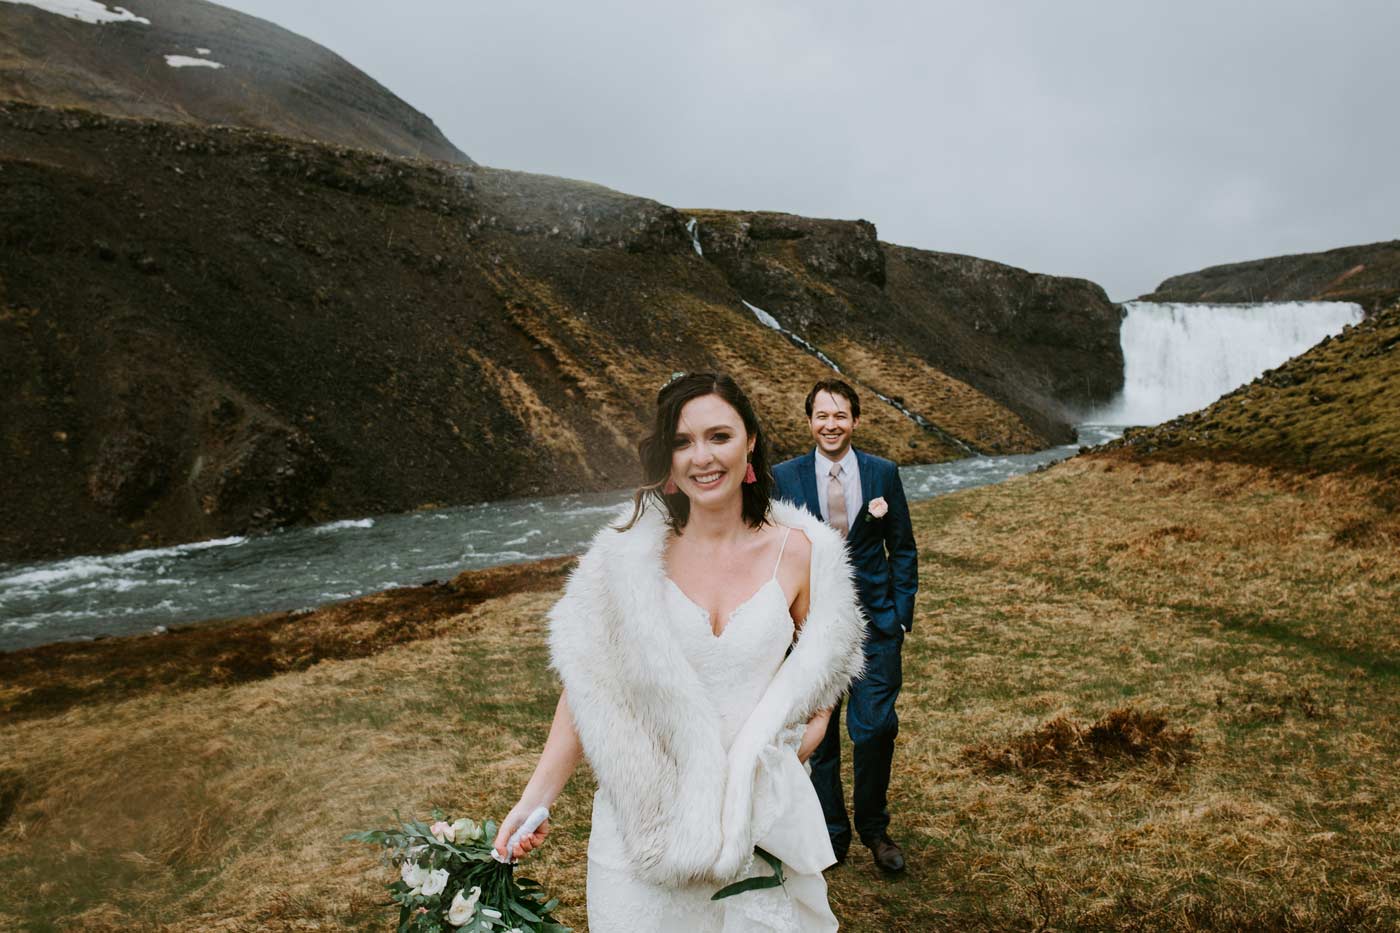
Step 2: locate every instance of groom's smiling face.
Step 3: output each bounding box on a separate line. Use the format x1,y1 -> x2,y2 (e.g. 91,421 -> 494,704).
809,389 -> 858,459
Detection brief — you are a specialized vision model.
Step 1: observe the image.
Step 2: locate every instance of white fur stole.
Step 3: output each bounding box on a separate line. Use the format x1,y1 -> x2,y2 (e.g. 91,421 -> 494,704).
548,499 -> 866,885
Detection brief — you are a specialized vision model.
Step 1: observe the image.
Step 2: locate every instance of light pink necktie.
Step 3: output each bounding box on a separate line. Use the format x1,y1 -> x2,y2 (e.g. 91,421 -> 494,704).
827,462 -> 848,538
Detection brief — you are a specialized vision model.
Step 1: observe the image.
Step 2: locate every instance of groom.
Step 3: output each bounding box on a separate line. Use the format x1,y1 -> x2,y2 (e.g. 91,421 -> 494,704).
773,378 -> 917,874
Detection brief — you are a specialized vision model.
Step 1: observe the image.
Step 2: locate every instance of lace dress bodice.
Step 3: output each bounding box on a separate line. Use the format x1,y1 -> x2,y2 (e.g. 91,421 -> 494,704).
664,573 -> 794,748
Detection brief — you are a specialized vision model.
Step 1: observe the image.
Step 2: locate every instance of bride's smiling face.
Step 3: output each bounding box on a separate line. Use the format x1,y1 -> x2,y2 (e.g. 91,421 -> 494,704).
670,393 -> 754,504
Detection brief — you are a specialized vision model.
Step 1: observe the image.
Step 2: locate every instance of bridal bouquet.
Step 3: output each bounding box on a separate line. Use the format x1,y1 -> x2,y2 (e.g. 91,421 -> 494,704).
349,810 -> 570,933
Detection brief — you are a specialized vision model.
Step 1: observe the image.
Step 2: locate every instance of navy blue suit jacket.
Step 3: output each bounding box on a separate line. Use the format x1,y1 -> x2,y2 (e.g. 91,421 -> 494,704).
773,448 -> 918,637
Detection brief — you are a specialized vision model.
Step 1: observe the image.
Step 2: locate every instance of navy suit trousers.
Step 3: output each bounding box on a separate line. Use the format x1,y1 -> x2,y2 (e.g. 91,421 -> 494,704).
810,625 -> 902,846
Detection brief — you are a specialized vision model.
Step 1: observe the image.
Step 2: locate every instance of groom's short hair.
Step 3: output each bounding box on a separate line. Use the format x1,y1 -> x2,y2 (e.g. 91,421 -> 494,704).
804,378 -> 861,420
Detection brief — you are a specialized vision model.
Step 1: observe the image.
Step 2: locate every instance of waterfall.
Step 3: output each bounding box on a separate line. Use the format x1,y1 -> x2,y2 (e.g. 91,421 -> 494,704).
685,217 -> 703,257
1100,301 -> 1364,426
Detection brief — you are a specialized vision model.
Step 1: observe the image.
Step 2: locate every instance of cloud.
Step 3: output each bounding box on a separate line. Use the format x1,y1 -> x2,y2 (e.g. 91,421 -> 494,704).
217,0 -> 1400,299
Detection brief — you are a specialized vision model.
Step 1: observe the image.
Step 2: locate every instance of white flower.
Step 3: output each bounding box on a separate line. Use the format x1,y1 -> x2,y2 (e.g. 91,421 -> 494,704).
450,817 -> 482,841
430,820 -> 455,843
867,496 -> 888,519
447,886 -> 480,926
481,907 -> 502,919
421,867 -> 449,897
400,859 -> 429,892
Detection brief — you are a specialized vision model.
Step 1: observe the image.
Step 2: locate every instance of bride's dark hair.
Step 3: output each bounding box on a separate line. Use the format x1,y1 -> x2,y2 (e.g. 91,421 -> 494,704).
616,372 -> 773,533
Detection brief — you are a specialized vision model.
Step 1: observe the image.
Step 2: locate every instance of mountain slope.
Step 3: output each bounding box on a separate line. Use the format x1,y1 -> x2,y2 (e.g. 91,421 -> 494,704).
0,103 -> 1120,562
1140,240 -> 1400,314
0,0 -> 471,163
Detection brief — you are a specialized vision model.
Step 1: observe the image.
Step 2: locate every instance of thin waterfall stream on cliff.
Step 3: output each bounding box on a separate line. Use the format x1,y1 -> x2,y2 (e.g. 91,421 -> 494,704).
0,426 -> 1124,651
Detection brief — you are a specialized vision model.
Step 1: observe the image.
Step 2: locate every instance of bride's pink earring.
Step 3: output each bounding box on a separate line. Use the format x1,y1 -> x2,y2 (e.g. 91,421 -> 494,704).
743,462 -> 757,484
664,478 -> 678,495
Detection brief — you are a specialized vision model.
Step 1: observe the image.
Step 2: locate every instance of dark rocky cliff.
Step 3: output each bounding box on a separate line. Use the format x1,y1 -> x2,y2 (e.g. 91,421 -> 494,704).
1140,240 -> 1400,314
689,211 -> 1123,445
0,103 -> 1119,562
0,0 -> 470,164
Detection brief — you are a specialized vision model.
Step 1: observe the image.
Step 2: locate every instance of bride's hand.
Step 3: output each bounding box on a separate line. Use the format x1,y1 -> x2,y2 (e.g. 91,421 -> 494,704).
493,803 -> 552,860
798,707 -> 833,763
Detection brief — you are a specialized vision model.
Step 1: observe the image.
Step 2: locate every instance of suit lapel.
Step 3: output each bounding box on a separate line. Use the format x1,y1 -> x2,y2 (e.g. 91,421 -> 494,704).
797,450 -> 822,519
849,448 -> 877,540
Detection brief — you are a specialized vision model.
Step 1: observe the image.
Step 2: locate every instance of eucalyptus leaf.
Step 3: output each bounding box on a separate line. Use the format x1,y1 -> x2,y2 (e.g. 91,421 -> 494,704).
710,874 -> 785,900
710,846 -> 786,900
509,899 -> 542,923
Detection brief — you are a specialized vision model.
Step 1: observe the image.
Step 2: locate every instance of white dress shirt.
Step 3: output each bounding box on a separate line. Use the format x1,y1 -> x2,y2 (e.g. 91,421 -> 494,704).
815,446 -> 861,530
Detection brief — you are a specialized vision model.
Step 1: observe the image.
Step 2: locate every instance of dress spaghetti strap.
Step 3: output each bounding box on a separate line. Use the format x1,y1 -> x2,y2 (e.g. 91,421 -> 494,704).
771,527 -> 793,580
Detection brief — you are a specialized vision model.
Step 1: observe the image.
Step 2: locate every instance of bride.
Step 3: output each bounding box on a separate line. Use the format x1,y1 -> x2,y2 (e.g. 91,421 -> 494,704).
493,372 -> 866,931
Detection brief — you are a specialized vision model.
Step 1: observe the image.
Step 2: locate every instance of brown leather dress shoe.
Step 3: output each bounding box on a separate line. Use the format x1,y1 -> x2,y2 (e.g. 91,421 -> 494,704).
869,834 -> 906,873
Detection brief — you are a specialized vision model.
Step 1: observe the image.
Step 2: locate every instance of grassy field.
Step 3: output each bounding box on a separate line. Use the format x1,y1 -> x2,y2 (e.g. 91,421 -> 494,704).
1,454 -> 1397,931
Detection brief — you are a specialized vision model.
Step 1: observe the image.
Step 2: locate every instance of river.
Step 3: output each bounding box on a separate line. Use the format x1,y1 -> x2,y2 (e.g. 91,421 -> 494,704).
0,425 -> 1124,651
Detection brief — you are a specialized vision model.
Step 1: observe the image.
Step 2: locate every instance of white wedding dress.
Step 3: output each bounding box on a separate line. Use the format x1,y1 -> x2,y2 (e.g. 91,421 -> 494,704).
586,528 -> 840,932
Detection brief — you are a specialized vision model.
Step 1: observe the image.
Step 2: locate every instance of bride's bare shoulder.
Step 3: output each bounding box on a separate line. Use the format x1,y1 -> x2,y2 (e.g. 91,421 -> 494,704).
776,525 -> 813,576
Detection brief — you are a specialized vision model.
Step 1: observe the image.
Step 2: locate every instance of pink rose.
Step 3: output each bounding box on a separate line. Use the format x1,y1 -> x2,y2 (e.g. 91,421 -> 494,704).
867,496 -> 888,519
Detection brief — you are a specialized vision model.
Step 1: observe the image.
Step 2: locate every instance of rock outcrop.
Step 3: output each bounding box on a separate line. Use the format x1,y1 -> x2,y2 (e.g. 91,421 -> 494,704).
0,0 -> 470,163
1140,240 -> 1400,314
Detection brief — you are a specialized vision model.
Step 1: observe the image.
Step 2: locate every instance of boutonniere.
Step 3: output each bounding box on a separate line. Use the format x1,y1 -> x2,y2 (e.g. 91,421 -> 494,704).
865,497 -> 888,520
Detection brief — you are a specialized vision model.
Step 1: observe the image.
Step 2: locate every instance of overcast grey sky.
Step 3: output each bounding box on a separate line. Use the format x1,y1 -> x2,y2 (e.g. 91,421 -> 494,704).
221,0 -> 1399,300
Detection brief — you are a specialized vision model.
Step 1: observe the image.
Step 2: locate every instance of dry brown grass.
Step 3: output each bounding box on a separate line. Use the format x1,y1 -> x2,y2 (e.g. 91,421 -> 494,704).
962,708 -> 1196,783
2,456 -> 1398,930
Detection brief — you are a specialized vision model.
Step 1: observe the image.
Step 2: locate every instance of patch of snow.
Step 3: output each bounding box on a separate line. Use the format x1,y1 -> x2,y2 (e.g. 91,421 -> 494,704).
165,54 -> 224,69
1,0 -> 150,25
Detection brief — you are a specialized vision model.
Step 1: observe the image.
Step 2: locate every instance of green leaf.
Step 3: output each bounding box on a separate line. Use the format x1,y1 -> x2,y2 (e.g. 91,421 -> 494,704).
710,847 -> 787,900
755,846 -> 786,884
710,874 -> 784,900
508,899 -> 542,923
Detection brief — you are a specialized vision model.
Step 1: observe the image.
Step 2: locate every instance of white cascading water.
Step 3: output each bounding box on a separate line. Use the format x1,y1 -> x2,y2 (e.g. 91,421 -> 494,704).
1098,301 -> 1364,426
